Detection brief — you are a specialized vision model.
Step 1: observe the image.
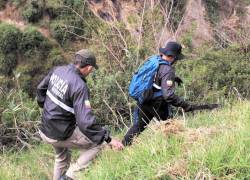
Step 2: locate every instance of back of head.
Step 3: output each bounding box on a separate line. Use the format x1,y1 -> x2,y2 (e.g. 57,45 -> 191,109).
74,49 -> 98,69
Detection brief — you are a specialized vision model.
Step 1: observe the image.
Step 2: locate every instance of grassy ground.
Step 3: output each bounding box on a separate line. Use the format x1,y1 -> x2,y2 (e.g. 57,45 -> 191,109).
0,101 -> 249,180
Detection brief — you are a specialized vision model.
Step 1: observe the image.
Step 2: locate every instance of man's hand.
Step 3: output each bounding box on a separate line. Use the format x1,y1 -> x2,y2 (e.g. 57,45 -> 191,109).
174,77 -> 183,86
109,139 -> 124,150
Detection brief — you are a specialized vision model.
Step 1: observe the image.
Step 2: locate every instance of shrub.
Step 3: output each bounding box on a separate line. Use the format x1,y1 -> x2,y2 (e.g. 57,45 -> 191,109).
20,27 -> 52,59
0,53 -> 18,76
46,48 -> 67,70
63,0 -> 83,10
0,75 -> 14,90
0,0 -> 7,10
22,0 -> 44,23
50,21 -> 70,45
204,0 -> 220,24
176,45 -> 250,102
16,59 -> 48,97
44,0 -> 63,19
0,23 -> 22,54
48,0 -> 91,45
0,88 -> 40,149
87,68 -> 132,126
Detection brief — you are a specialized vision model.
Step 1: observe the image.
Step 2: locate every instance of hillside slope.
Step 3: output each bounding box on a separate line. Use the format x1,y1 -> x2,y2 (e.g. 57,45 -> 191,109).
87,0 -> 250,47
0,100 -> 249,179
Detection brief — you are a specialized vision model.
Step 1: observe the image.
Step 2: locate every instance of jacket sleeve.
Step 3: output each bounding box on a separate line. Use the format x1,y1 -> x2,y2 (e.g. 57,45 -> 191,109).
161,69 -> 190,109
72,86 -> 110,145
36,70 -> 53,108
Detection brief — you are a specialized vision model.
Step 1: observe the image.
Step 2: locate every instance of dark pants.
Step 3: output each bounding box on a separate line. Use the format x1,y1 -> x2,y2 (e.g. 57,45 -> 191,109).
122,100 -> 171,146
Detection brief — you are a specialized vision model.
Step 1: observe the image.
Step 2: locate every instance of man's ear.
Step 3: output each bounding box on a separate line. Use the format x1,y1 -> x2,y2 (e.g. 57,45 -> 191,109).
87,65 -> 92,71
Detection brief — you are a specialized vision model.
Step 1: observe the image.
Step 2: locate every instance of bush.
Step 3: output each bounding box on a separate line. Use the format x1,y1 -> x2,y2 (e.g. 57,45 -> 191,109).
63,0 -> 83,10
47,0 -> 91,45
0,88 -> 40,149
87,68 -> 132,126
45,0 -> 63,19
176,45 -> 250,102
0,23 -> 22,54
16,62 -> 45,97
20,27 -> 52,59
0,75 -> 14,91
22,0 -> 44,23
0,53 -> 18,76
0,0 -> 7,10
50,21 -> 70,45
204,0 -> 220,24
46,48 -> 67,70
50,17 -> 85,45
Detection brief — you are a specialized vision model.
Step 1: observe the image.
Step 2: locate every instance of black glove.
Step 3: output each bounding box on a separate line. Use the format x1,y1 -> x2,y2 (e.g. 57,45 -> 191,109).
174,76 -> 183,86
184,103 -> 220,112
183,104 -> 194,112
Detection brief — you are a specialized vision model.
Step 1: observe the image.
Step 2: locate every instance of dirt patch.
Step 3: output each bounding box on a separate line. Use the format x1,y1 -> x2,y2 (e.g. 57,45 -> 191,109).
0,3 -> 26,30
176,0 -> 214,47
87,0 -> 122,22
184,126 -> 218,144
155,119 -> 222,144
156,159 -> 188,179
0,3 -> 51,38
155,120 -> 185,137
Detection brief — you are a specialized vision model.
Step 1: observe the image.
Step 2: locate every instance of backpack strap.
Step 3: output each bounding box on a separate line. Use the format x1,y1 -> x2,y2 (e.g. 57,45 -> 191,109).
152,60 -> 171,99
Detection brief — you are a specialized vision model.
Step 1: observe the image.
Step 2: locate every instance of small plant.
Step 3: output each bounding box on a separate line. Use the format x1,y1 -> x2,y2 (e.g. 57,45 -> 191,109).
0,75 -> 40,150
0,53 -> 18,76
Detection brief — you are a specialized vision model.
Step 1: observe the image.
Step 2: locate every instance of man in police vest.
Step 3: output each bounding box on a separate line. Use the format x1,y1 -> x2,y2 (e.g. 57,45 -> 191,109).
122,42 -> 218,146
37,49 -> 124,180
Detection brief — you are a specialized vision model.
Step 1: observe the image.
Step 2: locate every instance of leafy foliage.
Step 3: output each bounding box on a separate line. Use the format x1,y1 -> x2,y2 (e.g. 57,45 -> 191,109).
176,45 -> 250,102
204,0 -> 220,24
0,23 -> 22,54
0,53 -> 18,76
20,27 -> 52,57
0,87 -> 40,150
22,0 -> 44,23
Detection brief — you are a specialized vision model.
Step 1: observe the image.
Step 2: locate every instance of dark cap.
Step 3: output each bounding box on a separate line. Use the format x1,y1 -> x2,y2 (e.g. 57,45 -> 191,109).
75,49 -> 98,69
159,41 -> 184,60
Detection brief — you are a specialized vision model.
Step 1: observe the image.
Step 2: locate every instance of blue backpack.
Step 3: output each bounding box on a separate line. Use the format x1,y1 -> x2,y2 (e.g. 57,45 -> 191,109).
129,55 -> 170,104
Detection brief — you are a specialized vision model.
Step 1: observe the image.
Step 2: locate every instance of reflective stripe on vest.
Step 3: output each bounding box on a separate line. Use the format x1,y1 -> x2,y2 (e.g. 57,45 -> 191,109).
153,83 -> 161,90
46,90 -> 75,114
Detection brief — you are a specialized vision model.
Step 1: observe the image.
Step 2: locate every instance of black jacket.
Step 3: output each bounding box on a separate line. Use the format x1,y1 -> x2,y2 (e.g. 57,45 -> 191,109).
154,63 -> 190,109
37,64 -> 109,144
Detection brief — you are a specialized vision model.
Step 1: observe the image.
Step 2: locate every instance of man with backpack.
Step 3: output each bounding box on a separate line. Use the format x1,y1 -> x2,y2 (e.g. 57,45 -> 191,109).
122,41 -> 218,146
37,49 -> 124,180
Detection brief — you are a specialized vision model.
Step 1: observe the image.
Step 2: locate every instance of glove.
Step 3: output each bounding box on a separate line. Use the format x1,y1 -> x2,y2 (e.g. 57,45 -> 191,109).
174,76 -> 183,86
183,104 -> 194,112
184,103 -> 220,112
195,104 -> 220,110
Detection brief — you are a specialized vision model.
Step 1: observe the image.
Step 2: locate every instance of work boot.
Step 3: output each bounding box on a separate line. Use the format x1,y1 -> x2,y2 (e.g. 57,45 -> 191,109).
59,174 -> 73,180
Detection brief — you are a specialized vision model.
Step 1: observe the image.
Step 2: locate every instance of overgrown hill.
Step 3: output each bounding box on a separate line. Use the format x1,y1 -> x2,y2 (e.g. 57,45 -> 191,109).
0,100 -> 249,179
0,2 -> 249,179
0,0 -> 250,149
87,0 -> 250,47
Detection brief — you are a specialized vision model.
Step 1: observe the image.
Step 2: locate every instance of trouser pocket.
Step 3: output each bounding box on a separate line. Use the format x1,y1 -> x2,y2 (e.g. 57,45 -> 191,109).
39,130 -> 58,144
69,127 -> 96,149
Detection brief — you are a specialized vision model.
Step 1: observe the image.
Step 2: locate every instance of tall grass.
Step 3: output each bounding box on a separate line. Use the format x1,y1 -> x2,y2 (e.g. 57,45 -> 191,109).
0,101 -> 249,179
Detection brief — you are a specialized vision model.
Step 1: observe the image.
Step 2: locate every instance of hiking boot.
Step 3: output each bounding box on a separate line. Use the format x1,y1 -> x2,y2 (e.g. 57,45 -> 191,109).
59,175 -> 73,180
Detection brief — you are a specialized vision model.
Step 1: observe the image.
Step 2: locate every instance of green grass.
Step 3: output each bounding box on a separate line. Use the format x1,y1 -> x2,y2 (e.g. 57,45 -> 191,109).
0,101 -> 249,179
